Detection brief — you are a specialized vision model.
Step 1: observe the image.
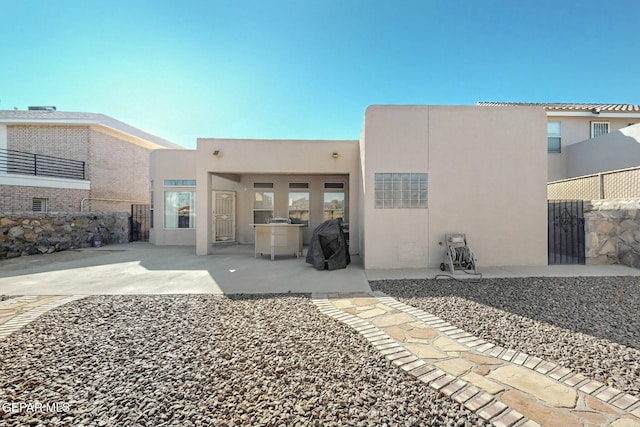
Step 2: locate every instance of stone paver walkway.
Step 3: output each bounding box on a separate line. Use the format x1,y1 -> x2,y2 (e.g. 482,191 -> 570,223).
313,291 -> 640,427
0,295 -> 86,339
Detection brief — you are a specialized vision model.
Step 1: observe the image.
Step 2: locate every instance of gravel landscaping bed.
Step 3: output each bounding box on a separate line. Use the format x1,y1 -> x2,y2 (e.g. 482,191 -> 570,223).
371,276 -> 640,396
0,295 -> 484,426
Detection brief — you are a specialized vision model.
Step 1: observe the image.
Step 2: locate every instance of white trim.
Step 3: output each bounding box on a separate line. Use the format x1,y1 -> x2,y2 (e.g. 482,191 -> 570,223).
0,173 -> 90,190
0,125 -> 7,173
547,112 -> 640,118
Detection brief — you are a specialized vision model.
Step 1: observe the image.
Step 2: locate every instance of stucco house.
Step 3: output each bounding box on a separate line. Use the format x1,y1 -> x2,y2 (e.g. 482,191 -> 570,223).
477,102 -> 640,181
0,107 -> 181,213
150,105 -> 548,270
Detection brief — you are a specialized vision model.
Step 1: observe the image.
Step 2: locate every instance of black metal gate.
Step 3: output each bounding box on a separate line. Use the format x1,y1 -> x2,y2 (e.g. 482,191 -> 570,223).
548,200 -> 585,264
130,204 -> 150,242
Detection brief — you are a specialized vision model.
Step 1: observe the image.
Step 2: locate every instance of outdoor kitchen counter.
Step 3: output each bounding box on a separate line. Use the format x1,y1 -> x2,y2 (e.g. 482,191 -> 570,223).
253,224 -> 304,261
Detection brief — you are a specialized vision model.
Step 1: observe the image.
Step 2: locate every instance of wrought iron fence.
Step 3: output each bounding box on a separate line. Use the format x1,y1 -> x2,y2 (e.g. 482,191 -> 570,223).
0,148 -> 85,180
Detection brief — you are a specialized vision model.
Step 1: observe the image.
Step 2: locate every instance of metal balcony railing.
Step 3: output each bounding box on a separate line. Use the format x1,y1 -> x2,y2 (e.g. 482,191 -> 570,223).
0,148 -> 85,180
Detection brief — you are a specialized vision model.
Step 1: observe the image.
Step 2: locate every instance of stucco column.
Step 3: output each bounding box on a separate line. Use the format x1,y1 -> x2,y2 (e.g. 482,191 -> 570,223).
196,170 -> 212,255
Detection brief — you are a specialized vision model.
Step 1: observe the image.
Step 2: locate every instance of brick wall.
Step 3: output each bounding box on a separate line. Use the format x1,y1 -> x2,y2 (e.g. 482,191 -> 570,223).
85,129 -> 151,211
0,185 -> 89,211
4,124 -> 153,213
7,125 -> 89,162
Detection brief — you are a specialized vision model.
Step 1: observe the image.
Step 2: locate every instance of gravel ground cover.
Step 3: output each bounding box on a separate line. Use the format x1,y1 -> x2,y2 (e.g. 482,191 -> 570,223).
372,276 -> 640,396
0,294 -> 484,426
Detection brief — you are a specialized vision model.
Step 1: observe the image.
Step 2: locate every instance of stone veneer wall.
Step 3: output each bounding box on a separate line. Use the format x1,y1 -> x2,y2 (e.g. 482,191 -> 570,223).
0,212 -> 129,259
584,199 -> 640,268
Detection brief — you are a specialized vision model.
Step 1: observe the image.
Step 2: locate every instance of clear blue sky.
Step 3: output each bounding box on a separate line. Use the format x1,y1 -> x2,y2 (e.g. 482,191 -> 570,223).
1,0 -> 638,148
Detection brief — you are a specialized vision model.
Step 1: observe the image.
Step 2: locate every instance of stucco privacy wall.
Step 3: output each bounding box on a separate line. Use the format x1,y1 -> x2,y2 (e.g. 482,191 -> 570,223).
195,139 -> 360,256
585,198 -> 640,268
566,123 -> 640,178
361,105 -> 548,269
548,117 -> 639,181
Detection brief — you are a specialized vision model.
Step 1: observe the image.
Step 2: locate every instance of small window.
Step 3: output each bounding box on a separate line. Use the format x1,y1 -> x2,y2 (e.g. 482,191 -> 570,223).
163,179 -> 196,187
547,121 -> 561,153
324,182 -> 344,189
591,122 -> 610,138
374,173 -> 428,208
150,181 -> 154,229
254,182 -> 274,189
32,198 -> 48,212
289,182 -> 309,189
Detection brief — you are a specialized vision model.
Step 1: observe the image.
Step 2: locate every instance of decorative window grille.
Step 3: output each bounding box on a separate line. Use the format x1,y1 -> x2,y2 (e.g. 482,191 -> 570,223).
32,198 -> 48,212
591,122 -> 610,138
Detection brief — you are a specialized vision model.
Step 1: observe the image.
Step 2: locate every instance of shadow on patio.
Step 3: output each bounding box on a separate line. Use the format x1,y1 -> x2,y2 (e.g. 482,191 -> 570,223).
0,242 -> 371,295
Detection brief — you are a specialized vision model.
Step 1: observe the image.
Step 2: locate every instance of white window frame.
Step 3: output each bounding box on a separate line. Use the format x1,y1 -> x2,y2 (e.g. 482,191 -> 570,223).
32,198 -> 48,212
287,182 -> 309,226
164,191 -> 196,229
591,121 -> 610,139
547,121 -> 562,153
252,183 -> 276,224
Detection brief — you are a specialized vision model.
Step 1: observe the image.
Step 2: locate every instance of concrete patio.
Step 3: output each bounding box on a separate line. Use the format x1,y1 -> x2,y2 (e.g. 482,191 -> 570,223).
1,241 -> 640,295
0,242 -> 370,295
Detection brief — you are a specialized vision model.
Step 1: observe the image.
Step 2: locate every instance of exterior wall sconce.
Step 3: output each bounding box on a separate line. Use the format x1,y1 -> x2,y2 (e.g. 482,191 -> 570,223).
331,152 -> 339,159
213,150 -> 221,156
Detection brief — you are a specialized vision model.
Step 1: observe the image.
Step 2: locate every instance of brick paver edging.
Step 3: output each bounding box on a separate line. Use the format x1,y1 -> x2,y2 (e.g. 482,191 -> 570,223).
312,291 -> 640,427
0,295 -> 87,340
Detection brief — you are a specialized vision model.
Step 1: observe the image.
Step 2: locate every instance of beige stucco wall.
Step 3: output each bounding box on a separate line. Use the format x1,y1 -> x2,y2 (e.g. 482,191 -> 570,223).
149,149 -> 198,245
361,105 -> 548,269
195,139 -> 360,255
547,117 -> 639,181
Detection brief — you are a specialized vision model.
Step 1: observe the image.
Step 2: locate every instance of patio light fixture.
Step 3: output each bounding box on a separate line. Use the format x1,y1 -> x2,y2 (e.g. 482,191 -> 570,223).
331,152 -> 339,159
213,150 -> 221,156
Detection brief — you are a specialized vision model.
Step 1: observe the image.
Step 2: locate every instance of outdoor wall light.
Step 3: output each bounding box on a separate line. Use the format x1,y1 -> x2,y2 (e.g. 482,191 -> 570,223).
331,152 -> 339,159
213,150 -> 221,156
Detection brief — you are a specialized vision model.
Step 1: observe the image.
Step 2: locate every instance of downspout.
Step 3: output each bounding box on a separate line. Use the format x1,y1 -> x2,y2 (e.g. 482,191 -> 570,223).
80,197 -> 148,212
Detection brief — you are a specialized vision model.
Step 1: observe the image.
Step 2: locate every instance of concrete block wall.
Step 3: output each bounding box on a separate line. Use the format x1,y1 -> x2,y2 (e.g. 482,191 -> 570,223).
0,185 -> 89,211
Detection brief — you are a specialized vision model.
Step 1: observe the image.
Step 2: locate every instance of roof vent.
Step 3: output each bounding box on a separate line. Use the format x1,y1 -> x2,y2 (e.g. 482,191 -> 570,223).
28,106 -> 56,112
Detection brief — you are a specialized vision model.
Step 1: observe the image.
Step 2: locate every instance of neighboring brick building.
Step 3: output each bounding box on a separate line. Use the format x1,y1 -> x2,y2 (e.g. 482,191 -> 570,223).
0,108 -> 182,213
